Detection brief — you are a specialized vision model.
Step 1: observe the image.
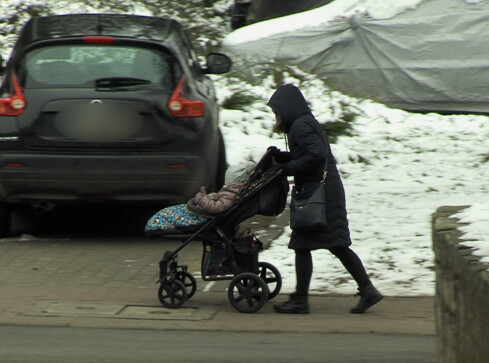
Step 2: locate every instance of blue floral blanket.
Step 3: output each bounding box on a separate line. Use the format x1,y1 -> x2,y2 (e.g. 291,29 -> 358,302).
145,204 -> 210,235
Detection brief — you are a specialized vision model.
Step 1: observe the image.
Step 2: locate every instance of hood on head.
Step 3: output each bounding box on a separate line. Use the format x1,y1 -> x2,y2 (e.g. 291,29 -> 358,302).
267,84 -> 311,132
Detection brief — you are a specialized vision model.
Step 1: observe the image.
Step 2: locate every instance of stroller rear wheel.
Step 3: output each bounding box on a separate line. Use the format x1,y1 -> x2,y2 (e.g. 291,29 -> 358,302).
158,279 -> 187,308
228,272 -> 268,313
258,262 -> 282,300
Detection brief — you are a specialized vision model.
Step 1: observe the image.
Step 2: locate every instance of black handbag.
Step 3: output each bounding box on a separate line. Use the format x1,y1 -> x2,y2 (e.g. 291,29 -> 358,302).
290,166 -> 328,232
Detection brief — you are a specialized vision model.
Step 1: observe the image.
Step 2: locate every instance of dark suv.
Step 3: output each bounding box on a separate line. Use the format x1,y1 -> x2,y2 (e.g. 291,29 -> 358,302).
0,14 -> 231,236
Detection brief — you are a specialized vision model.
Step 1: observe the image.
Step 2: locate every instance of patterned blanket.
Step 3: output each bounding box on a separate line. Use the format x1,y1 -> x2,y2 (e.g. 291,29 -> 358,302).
145,204 -> 210,235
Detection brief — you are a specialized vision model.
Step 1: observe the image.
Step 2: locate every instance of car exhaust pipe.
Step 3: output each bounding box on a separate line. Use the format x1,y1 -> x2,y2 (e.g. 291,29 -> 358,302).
32,200 -> 56,214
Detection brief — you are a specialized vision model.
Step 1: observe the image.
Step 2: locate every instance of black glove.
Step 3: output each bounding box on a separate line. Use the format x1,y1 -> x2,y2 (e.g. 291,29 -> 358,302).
267,146 -> 281,165
267,146 -> 291,164
267,146 -> 280,155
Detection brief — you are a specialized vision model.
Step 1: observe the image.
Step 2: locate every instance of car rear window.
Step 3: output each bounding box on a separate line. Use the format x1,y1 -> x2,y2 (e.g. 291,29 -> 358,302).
18,44 -> 179,88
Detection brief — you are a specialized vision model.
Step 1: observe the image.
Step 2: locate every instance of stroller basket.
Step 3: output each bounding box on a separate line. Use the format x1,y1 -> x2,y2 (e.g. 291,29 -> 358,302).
202,234 -> 263,279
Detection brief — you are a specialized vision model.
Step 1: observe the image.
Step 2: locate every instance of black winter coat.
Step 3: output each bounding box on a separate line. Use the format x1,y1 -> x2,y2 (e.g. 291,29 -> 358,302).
268,84 -> 351,250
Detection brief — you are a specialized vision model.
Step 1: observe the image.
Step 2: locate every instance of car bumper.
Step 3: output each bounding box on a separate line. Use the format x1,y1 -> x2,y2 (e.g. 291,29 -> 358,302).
0,152 -> 213,205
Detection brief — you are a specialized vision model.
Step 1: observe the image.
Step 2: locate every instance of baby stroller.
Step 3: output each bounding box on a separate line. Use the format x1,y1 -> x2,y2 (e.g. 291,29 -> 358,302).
145,150 -> 289,313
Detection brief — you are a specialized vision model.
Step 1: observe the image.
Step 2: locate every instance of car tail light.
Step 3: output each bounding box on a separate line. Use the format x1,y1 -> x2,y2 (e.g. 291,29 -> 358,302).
4,162 -> 25,168
0,73 -> 26,116
83,36 -> 115,44
168,76 -> 205,118
168,164 -> 188,169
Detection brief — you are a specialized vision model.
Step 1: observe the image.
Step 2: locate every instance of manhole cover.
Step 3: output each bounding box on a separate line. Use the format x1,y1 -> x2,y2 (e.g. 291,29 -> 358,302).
119,305 -> 216,320
45,301 -> 123,316
23,300 -> 217,321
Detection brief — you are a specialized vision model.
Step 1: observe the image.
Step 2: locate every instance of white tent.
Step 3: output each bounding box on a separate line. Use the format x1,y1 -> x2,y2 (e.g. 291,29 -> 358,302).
222,0 -> 489,114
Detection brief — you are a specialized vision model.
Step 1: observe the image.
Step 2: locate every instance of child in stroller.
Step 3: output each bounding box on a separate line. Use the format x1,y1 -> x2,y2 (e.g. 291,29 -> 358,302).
145,150 -> 289,313
145,161 -> 255,234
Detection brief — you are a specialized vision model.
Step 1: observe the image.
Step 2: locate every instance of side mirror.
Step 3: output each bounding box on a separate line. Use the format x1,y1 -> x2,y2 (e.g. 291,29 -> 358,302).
204,53 -> 232,75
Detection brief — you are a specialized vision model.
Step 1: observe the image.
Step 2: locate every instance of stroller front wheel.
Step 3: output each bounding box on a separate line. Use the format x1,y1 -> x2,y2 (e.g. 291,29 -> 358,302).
228,272 -> 268,313
176,271 -> 197,300
158,279 -> 187,308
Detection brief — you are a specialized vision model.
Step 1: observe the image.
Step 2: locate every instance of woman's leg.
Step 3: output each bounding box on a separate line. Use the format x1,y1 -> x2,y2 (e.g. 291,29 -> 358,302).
329,246 -> 370,289
329,246 -> 383,313
273,249 -> 311,314
295,249 -> 313,296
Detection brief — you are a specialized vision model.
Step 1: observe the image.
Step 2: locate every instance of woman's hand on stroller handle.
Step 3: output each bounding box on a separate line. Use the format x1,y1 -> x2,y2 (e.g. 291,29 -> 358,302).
267,146 -> 290,165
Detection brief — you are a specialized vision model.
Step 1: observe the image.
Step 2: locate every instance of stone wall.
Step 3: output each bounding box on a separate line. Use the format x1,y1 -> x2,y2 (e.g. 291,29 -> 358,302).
432,206 -> 489,363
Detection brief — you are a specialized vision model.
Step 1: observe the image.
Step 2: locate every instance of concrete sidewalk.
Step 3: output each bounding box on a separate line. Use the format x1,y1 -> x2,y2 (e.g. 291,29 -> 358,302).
0,286 -> 434,336
0,284 -> 435,335
0,227 -> 434,336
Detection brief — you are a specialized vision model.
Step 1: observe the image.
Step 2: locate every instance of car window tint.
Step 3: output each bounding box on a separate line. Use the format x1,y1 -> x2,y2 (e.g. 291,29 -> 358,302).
20,45 -> 177,88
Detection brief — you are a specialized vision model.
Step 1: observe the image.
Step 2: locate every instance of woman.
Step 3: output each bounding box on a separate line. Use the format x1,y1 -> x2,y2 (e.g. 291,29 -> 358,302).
267,84 -> 382,314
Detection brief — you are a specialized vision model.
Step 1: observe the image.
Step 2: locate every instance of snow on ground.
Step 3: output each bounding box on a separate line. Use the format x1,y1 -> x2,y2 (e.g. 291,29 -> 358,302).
214,0 -> 489,296
213,73 -> 489,297
456,204 -> 489,265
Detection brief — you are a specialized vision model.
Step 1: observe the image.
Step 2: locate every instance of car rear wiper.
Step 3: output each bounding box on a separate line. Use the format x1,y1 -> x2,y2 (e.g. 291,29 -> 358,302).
95,77 -> 152,89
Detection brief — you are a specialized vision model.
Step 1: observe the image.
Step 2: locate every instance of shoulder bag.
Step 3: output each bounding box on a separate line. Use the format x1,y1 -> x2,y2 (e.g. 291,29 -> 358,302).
290,163 -> 328,232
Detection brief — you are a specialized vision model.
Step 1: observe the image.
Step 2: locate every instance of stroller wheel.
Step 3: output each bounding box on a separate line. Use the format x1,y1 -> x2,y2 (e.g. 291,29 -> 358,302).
176,271 -> 197,300
228,272 -> 268,313
158,279 -> 187,308
258,262 -> 282,300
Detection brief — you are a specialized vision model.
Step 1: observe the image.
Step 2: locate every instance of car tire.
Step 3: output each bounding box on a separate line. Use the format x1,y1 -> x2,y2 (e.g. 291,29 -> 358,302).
215,129 -> 227,191
0,203 -> 12,237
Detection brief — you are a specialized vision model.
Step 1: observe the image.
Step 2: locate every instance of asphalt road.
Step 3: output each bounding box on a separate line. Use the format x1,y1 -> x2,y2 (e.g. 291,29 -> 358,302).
0,325 -> 435,363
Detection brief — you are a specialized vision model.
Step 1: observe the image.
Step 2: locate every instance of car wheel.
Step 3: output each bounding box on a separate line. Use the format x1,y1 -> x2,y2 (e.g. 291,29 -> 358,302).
215,129 -> 227,190
0,203 -> 12,237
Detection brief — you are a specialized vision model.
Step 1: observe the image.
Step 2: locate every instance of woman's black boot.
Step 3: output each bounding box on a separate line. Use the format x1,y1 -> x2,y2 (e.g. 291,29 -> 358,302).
350,284 -> 383,314
273,293 -> 310,314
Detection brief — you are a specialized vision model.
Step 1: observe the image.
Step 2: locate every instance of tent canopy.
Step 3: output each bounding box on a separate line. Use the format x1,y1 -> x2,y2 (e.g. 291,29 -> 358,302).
223,0 -> 489,114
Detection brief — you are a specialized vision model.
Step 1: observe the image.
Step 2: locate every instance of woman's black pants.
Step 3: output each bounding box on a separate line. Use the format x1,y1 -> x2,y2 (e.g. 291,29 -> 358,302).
295,247 -> 371,296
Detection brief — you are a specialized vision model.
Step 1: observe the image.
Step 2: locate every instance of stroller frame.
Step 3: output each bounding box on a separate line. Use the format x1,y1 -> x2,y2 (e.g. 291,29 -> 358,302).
154,154 -> 287,313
